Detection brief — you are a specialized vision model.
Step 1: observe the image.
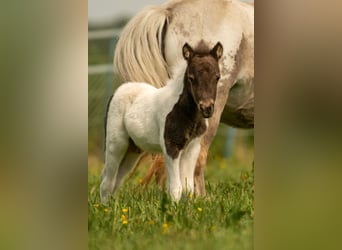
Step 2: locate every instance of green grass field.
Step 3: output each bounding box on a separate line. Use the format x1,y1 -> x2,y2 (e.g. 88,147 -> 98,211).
88,143 -> 254,250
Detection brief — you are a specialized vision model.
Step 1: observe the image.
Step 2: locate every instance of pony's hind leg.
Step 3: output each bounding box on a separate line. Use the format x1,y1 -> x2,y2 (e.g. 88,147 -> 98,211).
113,140 -> 143,191
100,137 -> 129,204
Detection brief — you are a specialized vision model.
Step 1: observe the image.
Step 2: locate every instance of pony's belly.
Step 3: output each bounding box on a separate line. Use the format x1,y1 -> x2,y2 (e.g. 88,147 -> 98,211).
129,132 -> 162,153
133,139 -> 162,153
124,111 -> 162,153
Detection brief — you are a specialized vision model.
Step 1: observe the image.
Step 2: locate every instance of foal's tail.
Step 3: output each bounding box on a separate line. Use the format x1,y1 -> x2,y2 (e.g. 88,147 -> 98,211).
114,5 -> 170,88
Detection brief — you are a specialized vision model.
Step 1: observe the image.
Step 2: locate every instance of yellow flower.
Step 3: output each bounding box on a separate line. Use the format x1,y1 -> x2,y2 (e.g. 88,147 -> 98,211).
121,213 -> 128,224
197,207 -> 203,212
189,193 -> 193,199
148,220 -> 154,225
93,204 -> 99,208
162,223 -> 169,234
104,208 -> 109,213
122,208 -> 128,213
138,178 -> 143,184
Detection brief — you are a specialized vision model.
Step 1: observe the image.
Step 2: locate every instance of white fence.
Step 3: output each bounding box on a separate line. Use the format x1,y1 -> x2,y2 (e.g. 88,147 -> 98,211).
88,28 -> 121,75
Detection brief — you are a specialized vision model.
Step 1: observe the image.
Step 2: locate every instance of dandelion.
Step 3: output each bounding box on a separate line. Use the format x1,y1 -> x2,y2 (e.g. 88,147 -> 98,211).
104,208 -> 109,213
197,207 -> 203,212
122,208 -> 128,213
93,203 -> 99,208
121,214 -> 128,224
189,193 -> 193,199
138,178 -> 143,184
162,223 -> 169,234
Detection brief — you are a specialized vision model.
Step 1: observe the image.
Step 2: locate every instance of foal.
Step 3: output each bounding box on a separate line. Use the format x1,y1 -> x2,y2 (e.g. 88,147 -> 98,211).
101,41 -> 223,202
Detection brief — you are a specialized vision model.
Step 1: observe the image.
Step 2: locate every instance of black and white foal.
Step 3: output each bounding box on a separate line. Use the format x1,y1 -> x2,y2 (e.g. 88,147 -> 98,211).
101,41 -> 223,202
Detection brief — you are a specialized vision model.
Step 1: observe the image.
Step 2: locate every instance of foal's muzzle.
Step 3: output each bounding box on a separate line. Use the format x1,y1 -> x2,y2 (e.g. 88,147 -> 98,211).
199,101 -> 214,118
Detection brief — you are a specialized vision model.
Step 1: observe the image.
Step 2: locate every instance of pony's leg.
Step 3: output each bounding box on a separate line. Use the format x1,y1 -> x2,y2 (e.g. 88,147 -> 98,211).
164,155 -> 182,201
141,154 -> 166,189
195,77 -> 236,196
194,120 -> 224,196
194,142 -> 208,196
100,138 -> 129,204
179,138 -> 201,195
113,146 -> 143,192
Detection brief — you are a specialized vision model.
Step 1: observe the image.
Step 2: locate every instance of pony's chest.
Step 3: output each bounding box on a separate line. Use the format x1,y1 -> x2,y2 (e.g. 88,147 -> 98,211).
164,112 -> 207,159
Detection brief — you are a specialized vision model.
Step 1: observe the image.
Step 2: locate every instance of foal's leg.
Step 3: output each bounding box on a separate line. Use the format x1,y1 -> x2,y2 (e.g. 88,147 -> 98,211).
164,155 -> 182,201
100,137 -> 129,204
113,142 -> 143,192
179,138 -> 201,195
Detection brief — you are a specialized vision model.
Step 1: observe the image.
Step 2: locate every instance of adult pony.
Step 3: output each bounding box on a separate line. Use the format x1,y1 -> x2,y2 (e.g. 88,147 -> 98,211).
101,41 -> 223,202
114,0 -> 254,195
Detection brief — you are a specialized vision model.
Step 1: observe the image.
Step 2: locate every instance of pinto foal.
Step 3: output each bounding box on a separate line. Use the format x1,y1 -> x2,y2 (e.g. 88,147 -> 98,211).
101,41 -> 223,202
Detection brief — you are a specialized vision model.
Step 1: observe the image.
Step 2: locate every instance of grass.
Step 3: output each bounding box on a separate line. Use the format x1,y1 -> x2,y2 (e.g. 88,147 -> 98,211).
88,148 -> 254,250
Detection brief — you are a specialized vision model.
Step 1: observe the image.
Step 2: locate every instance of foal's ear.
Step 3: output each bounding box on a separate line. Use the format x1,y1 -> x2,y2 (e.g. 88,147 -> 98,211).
210,42 -> 223,60
182,43 -> 194,61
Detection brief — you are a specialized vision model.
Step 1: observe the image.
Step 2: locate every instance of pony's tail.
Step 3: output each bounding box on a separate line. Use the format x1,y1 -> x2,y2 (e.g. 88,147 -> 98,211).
114,5 -> 170,88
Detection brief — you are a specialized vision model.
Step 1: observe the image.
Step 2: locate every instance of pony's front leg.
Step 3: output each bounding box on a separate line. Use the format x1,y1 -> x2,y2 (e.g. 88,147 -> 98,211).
180,138 -> 201,196
164,155 -> 182,201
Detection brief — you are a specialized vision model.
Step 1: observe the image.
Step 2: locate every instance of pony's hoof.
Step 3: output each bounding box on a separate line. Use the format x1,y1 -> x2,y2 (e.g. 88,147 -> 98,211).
170,189 -> 182,202
100,185 -> 110,204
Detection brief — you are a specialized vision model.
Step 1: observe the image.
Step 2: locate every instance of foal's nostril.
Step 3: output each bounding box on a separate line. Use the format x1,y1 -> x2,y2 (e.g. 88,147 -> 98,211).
199,103 -> 214,118
209,104 -> 214,113
207,104 -> 214,115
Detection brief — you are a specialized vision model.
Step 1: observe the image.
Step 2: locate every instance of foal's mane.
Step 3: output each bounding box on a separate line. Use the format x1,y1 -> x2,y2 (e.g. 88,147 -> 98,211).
192,40 -> 211,56
166,41 -> 214,87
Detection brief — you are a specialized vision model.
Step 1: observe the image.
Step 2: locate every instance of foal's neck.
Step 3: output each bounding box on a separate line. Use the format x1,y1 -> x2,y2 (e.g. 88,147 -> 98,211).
176,74 -> 201,119
163,70 -> 207,159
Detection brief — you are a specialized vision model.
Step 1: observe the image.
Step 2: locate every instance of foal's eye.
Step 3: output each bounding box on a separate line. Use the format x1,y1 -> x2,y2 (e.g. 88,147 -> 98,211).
188,75 -> 195,83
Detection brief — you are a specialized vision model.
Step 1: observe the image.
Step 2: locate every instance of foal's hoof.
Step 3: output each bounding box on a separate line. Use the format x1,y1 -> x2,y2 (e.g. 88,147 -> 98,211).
100,186 -> 111,204
100,194 -> 109,204
169,190 -> 182,202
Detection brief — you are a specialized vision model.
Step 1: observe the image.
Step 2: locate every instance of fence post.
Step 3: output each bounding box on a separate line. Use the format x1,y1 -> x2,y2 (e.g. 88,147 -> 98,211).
225,127 -> 235,158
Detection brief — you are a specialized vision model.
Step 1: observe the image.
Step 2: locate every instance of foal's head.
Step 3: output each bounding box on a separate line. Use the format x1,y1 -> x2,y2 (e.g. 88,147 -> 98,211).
182,41 -> 223,118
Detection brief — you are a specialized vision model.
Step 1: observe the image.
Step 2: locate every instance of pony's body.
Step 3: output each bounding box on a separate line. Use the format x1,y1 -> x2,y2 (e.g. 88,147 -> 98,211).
102,72 -> 192,203
112,76 -> 184,154
113,0 -> 254,195
102,42 -> 223,202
